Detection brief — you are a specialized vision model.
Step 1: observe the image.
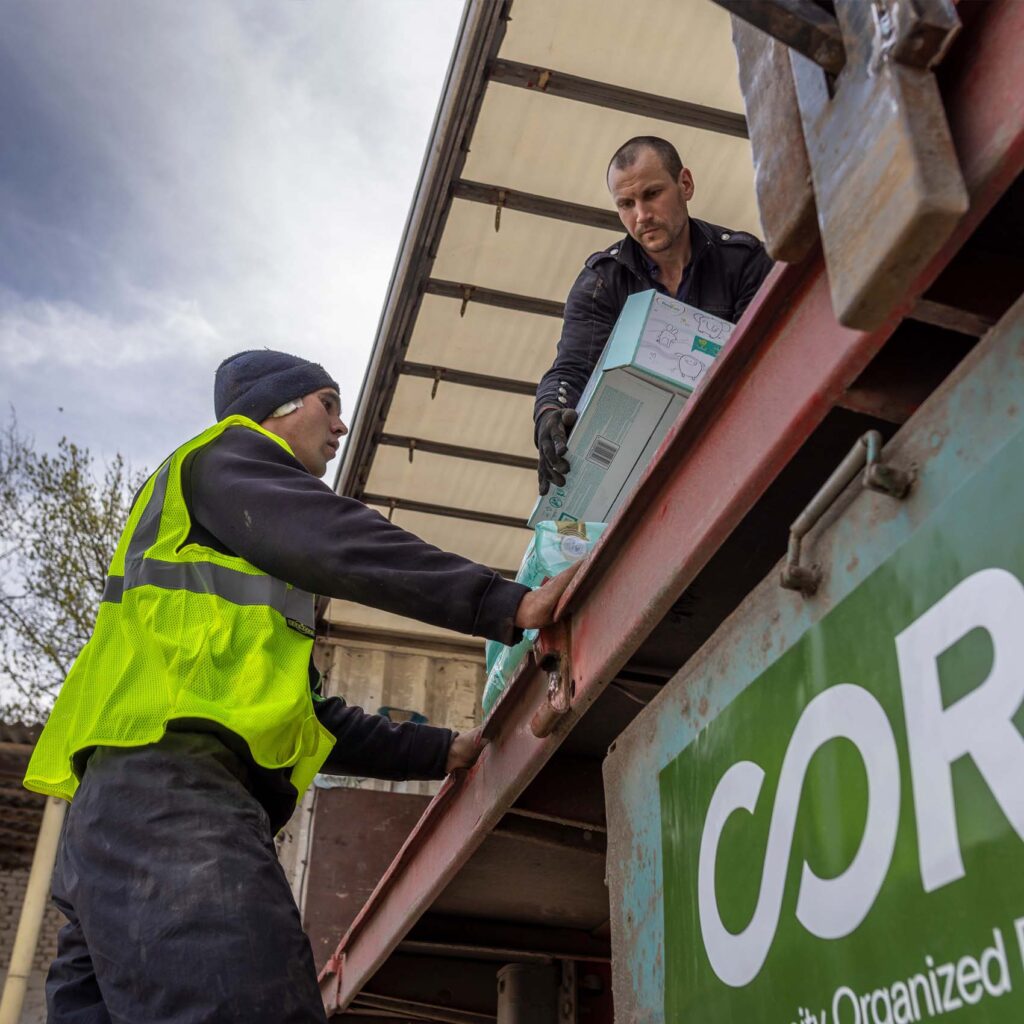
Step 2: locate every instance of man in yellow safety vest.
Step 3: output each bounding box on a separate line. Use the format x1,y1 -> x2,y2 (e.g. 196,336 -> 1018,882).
26,349 -> 577,1023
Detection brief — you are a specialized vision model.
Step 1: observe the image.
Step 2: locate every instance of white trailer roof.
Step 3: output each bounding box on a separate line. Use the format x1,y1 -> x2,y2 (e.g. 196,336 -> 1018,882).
328,0 -> 760,642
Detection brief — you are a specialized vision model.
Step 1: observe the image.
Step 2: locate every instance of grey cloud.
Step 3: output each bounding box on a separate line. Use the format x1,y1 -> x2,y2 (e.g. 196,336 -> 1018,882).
0,0 -> 463,470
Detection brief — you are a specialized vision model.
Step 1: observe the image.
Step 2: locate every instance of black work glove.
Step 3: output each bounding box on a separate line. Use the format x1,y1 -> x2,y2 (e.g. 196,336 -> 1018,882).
536,408 -> 578,495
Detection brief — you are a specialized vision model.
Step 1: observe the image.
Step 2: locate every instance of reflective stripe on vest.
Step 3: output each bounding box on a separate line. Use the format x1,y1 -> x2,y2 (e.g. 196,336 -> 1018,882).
100,461 -> 316,633
100,566 -> 316,634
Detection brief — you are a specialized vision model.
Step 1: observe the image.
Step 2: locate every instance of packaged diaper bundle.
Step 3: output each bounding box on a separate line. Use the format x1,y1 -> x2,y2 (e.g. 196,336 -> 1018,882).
481,520 -> 606,718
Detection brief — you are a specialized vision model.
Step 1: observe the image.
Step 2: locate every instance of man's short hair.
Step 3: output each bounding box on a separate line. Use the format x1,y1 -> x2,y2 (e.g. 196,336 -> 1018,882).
607,136 -> 684,183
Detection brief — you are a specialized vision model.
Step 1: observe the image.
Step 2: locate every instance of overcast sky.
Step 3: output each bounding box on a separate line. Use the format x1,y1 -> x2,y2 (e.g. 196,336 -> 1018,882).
0,0 -> 464,477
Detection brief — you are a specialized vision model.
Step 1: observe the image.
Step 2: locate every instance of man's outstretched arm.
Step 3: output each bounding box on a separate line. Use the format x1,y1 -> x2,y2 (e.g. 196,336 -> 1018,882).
189,428 -> 579,646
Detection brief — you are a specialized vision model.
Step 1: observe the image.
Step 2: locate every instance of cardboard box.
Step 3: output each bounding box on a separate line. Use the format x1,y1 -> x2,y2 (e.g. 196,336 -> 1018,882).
529,291 -> 733,527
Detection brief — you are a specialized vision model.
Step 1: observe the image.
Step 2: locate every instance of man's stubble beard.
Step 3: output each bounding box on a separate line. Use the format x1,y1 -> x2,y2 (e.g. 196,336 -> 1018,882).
638,214 -> 687,256
638,228 -> 673,254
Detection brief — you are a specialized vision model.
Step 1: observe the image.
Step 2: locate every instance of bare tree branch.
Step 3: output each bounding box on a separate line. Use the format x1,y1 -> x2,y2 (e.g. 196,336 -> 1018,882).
0,412 -> 146,721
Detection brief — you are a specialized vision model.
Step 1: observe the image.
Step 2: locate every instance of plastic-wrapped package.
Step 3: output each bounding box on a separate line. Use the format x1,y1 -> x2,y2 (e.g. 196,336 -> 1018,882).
481,521 -> 606,718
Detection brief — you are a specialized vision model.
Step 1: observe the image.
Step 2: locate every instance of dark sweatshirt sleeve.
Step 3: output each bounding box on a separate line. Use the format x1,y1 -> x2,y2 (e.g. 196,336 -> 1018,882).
315,697 -> 452,780
534,262 -> 620,433
187,428 -> 528,645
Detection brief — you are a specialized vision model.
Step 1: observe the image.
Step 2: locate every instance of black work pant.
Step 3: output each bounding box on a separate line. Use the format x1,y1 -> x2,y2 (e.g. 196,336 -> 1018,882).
45,733 -> 326,1023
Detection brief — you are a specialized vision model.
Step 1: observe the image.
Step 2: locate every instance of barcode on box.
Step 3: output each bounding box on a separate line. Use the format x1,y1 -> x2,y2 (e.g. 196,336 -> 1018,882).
586,435 -> 619,470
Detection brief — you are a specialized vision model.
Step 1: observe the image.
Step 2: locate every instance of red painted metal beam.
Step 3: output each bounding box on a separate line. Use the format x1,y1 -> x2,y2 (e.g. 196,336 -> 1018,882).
318,1 -> 1024,1012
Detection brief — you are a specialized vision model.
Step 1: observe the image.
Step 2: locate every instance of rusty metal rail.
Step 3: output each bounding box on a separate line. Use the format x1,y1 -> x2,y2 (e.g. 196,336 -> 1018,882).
318,0 -> 1024,1013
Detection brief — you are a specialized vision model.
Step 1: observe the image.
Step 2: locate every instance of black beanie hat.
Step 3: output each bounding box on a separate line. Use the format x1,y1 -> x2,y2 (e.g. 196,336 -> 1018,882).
214,349 -> 339,422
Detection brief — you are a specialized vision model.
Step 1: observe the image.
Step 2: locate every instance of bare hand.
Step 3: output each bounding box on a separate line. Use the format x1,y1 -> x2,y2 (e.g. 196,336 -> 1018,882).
446,725 -> 488,773
513,560 -> 583,630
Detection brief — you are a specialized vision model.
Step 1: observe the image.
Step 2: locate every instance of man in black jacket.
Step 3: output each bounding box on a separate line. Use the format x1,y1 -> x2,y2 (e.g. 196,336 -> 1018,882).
44,350 -> 577,1023
535,136 -> 775,494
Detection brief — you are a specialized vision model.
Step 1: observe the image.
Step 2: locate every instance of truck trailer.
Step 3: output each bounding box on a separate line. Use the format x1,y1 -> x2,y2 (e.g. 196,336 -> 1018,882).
306,0 -> 1024,1020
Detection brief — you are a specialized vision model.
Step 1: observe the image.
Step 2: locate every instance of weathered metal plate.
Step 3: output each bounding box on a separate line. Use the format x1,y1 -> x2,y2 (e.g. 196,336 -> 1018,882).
792,0 -> 968,329
303,788 -> 431,969
730,15 -> 818,263
604,296 -> 1024,1022
431,822 -> 609,931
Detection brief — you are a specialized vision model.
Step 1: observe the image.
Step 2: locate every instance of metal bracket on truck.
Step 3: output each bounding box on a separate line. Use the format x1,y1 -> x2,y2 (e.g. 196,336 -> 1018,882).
530,620 -> 573,738
781,429 -> 915,596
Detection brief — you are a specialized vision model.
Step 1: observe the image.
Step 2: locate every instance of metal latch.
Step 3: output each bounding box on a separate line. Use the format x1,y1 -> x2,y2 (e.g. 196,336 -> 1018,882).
530,621 -> 573,738
717,0 -> 966,329
781,430 -> 913,596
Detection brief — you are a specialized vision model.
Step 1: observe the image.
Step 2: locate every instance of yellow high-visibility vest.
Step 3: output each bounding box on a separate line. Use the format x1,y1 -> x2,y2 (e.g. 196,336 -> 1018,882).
24,416 -> 335,802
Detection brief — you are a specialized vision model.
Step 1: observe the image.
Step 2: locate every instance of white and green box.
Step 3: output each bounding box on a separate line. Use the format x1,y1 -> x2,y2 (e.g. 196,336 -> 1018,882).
529,291 -> 734,527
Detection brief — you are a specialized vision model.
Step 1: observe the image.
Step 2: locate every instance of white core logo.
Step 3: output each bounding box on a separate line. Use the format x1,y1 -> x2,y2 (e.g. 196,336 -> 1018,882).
696,568 -> 1024,988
